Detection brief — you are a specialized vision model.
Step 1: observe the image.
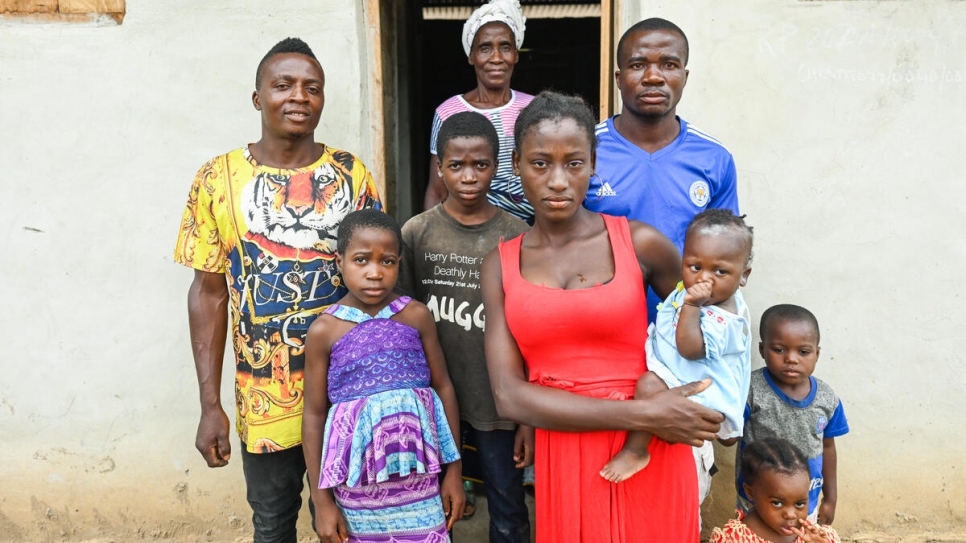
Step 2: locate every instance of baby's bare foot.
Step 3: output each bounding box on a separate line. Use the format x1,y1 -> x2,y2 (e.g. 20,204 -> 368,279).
600,449 -> 651,483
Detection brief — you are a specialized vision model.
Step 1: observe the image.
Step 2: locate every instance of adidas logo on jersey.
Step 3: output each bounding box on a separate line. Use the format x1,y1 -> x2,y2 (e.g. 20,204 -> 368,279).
596,182 -> 617,198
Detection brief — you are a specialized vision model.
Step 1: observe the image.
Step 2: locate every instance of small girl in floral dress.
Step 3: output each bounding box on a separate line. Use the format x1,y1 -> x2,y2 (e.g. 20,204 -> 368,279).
711,438 -> 840,543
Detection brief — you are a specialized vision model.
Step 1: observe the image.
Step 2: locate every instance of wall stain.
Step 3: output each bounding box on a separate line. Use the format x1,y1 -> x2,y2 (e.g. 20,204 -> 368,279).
32,447 -> 116,474
0,508 -> 26,542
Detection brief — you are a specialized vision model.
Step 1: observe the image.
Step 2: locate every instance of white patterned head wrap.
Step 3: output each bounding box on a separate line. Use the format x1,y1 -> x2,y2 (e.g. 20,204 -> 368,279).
462,0 -> 526,57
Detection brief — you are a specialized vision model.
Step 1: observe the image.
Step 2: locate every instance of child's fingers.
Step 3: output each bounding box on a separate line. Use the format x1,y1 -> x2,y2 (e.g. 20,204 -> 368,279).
513,442 -> 527,468
442,494 -> 451,518
513,429 -> 526,460
338,518 -> 349,543
446,494 -> 465,530
321,529 -> 344,543
790,525 -> 815,541
456,493 -> 466,519
440,480 -> 462,530
523,443 -> 534,467
793,518 -> 822,541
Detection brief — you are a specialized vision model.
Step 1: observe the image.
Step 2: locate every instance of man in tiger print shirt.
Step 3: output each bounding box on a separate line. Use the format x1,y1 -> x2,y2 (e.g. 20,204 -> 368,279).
173,37 -> 381,542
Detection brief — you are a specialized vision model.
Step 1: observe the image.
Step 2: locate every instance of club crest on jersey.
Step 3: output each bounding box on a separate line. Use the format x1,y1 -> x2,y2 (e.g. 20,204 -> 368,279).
816,415 -> 828,434
689,180 -> 710,207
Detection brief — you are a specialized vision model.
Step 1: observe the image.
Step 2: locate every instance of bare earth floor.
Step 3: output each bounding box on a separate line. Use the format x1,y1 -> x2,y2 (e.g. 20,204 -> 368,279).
36,492 -> 966,543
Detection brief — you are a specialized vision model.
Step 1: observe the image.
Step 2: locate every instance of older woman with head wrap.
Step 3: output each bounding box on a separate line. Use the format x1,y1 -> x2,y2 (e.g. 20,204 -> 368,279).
423,0 -> 535,225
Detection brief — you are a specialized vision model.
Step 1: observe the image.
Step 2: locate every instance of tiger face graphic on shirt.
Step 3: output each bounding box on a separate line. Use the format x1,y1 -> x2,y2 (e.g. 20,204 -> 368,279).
175,145 -> 381,453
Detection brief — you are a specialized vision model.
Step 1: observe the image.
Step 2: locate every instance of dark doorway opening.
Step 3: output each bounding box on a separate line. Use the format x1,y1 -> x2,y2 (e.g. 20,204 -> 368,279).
394,4 -> 602,221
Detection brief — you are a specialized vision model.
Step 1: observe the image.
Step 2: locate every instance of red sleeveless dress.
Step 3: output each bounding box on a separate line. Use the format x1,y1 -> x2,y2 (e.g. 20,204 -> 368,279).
499,214 -> 699,542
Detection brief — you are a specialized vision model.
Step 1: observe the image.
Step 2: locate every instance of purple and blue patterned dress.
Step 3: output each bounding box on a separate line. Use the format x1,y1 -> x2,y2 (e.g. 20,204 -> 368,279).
319,296 -> 460,542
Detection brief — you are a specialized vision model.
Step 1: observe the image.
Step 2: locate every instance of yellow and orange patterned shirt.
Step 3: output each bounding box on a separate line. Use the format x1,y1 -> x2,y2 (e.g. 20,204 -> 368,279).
174,145 -> 382,453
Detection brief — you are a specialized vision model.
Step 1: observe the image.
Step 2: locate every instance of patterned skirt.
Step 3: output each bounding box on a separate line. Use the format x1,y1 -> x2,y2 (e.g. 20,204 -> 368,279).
333,472 -> 450,542
319,387 -> 459,541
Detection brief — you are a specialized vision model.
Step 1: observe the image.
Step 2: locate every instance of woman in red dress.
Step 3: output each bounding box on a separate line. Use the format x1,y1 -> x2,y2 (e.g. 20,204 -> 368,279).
481,91 -> 725,542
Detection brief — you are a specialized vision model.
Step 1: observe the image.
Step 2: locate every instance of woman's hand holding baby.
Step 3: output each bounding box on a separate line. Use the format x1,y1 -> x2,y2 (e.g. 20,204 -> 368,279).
644,379 -> 724,446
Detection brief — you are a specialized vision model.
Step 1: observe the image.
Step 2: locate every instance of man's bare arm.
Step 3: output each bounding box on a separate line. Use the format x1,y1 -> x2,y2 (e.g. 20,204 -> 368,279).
187,269 -> 231,467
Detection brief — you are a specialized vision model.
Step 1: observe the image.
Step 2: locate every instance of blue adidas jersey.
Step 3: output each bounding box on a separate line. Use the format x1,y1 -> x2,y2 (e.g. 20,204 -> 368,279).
585,116 -> 739,252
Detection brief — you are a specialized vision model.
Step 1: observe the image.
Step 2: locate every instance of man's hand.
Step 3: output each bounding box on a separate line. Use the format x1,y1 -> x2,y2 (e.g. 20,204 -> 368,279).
683,280 -> 712,307
195,406 -> 231,467
513,425 -> 535,468
314,496 -> 349,543
188,270 -> 230,467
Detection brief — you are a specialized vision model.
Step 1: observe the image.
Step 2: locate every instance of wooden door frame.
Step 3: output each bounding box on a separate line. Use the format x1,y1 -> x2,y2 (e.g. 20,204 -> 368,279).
363,0 -> 390,214
600,0 -> 618,120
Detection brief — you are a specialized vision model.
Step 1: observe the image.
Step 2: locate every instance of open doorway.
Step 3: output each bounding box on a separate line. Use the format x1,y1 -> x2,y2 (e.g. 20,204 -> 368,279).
380,2 -> 605,221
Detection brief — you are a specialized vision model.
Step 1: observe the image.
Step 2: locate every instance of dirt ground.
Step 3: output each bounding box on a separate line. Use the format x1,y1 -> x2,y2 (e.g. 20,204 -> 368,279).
8,487 -> 964,543
51,493 -> 966,543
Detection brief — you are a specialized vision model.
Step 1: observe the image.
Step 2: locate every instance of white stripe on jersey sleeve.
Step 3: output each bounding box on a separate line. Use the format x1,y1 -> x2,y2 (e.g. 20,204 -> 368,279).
686,126 -> 728,150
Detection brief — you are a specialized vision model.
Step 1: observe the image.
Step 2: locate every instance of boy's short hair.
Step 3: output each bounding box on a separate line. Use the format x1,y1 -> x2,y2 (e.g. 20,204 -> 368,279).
256,37 -> 320,90
759,304 -> 821,343
336,209 -> 401,256
685,208 -> 754,264
437,111 -> 499,161
617,18 -> 689,66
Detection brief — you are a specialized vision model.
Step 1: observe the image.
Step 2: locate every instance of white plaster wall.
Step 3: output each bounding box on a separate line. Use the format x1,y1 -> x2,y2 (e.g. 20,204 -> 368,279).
0,1 -> 372,540
622,0 -> 966,538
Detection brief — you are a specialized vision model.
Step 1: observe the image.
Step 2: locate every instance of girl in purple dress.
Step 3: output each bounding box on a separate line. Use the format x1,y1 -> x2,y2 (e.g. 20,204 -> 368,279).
302,209 -> 465,543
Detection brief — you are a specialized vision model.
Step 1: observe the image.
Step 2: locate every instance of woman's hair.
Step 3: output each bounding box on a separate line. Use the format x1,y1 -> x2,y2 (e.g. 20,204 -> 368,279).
686,208 -> 754,264
336,209 -> 402,256
513,91 -> 598,155
437,111 -> 500,161
741,438 -> 809,486
759,304 -> 821,343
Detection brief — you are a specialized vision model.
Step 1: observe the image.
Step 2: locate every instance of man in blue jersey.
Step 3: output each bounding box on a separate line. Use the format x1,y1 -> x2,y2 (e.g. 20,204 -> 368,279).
587,17 -> 738,251
586,17 -> 740,522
